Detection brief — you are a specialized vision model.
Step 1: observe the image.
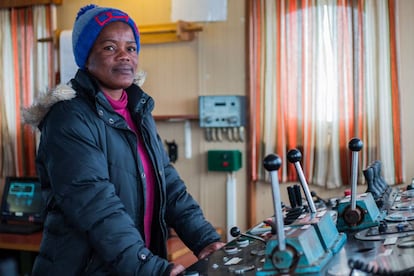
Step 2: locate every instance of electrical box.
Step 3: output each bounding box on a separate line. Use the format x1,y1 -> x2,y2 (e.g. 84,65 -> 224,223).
199,95 -> 246,128
207,150 -> 242,172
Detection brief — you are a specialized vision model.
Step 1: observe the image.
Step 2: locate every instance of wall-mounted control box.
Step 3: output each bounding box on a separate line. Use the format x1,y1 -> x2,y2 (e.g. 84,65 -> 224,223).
207,150 -> 242,172
199,95 -> 246,128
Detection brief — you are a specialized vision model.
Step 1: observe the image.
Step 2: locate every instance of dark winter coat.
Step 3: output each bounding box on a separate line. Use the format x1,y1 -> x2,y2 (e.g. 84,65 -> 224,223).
24,70 -> 221,275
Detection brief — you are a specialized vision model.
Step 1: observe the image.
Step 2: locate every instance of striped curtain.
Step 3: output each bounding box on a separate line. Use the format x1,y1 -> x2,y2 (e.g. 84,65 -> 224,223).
0,5 -> 55,177
248,0 -> 403,188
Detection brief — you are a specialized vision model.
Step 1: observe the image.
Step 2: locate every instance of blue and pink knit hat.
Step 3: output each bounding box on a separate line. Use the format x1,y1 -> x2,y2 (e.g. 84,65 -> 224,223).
72,4 -> 140,70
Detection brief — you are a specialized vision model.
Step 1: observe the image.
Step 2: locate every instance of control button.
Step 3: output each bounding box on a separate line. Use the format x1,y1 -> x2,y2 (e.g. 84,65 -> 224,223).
236,238 -> 249,247
396,223 -> 405,232
344,189 -> 351,197
228,264 -> 255,274
224,257 -> 242,266
378,221 -> 387,233
251,249 -> 265,256
223,246 -> 238,254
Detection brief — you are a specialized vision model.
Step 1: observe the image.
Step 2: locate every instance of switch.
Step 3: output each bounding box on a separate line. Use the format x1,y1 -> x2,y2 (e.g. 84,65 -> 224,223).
207,150 -> 242,172
165,140 -> 178,163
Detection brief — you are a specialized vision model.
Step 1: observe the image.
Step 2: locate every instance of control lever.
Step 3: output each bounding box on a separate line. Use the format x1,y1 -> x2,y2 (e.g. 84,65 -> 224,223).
259,154 -> 342,275
340,138 -> 365,226
263,154 -> 286,251
373,160 -> 389,193
350,138 -> 363,211
364,165 -> 385,208
337,138 -> 381,231
364,166 -> 381,199
293,184 -> 303,207
287,149 -> 317,214
287,186 -> 298,208
230,226 -> 266,244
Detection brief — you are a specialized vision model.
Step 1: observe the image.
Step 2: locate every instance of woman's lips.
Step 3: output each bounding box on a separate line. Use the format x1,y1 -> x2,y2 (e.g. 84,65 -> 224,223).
113,66 -> 133,74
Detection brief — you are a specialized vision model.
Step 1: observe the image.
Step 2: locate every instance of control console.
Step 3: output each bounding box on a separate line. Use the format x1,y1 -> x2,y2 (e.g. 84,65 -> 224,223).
182,138 -> 414,275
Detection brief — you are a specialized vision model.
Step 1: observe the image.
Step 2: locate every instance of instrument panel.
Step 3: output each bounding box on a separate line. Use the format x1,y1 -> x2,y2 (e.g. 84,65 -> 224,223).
184,186 -> 414,275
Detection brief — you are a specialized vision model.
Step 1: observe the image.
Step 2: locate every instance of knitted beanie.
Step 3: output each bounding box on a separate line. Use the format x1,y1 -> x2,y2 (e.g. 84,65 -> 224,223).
72,4 -> 140,70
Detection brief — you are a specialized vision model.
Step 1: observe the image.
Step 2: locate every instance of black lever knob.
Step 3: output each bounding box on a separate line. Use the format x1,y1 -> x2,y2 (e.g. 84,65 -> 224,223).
263,154 -> 282,172
287,148 -> 302,163
230,226 -> 266,244
348,137 -> 363,152
230,226 -> 241,237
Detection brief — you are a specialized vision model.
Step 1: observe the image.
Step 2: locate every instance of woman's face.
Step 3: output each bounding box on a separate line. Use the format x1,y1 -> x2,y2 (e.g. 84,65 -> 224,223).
86,22 -> 138,95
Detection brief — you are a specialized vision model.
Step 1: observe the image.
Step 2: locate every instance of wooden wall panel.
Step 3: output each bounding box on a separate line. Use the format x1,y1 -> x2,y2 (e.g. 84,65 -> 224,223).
139,41 -> 199,117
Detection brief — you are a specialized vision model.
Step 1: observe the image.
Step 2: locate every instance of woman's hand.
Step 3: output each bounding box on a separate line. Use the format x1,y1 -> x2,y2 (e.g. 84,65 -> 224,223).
197,241 -> 226,260
169,263 -> 185,276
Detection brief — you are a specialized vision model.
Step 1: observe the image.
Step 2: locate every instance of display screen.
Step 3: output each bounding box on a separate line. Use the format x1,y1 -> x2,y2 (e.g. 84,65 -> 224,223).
1,177 -> 44,223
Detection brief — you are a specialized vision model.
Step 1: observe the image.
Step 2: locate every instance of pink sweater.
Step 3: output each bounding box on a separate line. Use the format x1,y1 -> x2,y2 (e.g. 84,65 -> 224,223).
105,91 -> 155,247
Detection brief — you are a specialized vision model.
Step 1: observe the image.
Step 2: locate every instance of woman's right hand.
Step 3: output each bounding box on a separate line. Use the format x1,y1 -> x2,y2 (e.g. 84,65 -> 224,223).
170,263 -> 185,276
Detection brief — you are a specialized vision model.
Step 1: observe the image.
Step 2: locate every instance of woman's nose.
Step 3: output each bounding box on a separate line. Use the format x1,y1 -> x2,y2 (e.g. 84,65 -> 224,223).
117,49 -> 131,61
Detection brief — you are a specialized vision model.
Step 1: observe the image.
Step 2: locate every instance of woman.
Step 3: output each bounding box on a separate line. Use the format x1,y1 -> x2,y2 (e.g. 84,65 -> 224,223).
23,4 -> 223,276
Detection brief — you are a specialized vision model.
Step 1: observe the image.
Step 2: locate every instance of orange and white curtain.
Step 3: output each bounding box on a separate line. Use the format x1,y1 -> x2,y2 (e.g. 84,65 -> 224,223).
249,0 -> 403,188
0,5 -> 55,177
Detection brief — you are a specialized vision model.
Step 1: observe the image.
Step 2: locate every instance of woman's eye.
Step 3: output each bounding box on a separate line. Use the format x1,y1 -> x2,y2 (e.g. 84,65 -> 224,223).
104,45 -> 115,51
127,46 -> 136,52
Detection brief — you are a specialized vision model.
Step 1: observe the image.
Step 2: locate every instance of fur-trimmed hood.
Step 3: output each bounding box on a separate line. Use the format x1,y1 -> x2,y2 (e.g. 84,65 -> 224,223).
22,84 -> 77,129
22,71 -> 147,129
